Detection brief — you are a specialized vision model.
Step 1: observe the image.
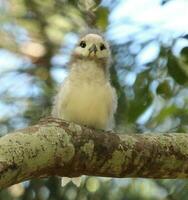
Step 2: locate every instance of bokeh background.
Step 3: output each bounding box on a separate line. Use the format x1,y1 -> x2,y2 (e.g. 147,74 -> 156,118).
0,0 -> 188,199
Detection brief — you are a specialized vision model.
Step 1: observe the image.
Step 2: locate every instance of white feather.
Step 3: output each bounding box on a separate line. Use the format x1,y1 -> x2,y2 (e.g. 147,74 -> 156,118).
52,59 -> 117,130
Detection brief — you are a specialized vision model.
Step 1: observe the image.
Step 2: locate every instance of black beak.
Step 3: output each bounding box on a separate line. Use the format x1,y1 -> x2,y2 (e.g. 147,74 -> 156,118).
89,44 -> 97,54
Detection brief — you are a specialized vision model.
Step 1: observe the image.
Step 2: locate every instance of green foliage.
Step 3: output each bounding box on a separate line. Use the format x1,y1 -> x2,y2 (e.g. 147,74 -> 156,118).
167,50 -> 188,85
156,80 -> 173,99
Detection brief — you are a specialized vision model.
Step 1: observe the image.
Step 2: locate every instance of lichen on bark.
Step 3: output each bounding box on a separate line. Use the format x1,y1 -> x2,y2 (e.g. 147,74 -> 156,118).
0,118 -> 187,189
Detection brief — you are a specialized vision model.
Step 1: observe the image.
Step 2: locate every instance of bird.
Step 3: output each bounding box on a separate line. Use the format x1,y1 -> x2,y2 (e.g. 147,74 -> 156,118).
52,31 -> 117,186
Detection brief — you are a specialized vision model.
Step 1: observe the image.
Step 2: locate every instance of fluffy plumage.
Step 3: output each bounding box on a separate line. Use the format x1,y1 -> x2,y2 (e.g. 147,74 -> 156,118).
52,32 -> 117,186
52,33 -> 117,130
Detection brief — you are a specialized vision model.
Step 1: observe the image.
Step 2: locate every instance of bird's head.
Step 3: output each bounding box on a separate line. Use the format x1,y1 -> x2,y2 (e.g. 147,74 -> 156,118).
73,33 -> 110,61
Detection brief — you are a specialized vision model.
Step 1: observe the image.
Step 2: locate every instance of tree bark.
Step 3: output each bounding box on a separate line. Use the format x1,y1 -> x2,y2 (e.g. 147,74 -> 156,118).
0,118 -> 188,189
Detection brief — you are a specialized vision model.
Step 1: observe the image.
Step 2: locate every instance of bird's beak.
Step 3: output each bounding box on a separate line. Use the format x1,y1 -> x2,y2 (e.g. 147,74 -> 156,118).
89,44 -> 97,54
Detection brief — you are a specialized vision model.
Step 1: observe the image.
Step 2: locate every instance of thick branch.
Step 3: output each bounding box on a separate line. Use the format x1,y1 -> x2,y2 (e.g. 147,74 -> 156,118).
0,118 -> 188,189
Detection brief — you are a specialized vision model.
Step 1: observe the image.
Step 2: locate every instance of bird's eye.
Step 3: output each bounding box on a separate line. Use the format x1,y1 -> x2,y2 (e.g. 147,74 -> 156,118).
79,41 -> 86,48
100,43 -> 106,51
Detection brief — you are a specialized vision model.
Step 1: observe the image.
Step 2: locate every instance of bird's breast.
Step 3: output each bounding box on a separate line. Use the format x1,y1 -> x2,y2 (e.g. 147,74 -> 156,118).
62,79 -> 113,130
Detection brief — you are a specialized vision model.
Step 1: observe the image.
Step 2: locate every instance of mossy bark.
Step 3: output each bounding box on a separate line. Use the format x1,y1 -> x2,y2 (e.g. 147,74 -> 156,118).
0,118 -> 188,189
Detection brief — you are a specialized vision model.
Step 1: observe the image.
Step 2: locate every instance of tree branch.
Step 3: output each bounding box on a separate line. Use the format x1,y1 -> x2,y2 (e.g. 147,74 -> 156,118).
0,118 -> 188,189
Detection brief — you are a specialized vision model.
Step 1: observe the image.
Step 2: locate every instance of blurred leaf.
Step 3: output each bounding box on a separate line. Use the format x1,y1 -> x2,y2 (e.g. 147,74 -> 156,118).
161,0 -> 172,5
180,46 -> 188,64
167,51 -> 188,85
156,80 -> 173,99
154,105 -> 178,124
182,34 -> 188,40
78,0 -> 101,12
96,7 -> 109,30
128,71 -> 153,122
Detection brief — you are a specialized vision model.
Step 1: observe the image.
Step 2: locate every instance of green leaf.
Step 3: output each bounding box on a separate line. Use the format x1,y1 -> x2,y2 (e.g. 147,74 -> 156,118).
167,51 -> 188,85
156,80 -> 173,99
96,7 -> 109,30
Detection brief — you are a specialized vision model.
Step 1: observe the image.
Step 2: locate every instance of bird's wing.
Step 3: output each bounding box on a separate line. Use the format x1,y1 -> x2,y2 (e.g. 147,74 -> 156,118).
105,84 -> 118,130
51,78 -> 69,118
